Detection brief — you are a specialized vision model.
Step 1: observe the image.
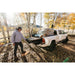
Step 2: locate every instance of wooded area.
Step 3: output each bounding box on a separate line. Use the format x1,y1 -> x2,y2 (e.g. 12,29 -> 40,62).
0,13 -> 75,44
0,12 -> 75,62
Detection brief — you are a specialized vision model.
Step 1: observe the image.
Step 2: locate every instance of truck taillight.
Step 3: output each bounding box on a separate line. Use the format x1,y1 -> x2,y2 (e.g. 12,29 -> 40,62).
42,38 -> 45,43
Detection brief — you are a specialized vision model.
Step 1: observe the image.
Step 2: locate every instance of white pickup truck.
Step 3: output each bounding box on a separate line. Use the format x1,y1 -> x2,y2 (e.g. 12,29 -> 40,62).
27,28 -> 68,51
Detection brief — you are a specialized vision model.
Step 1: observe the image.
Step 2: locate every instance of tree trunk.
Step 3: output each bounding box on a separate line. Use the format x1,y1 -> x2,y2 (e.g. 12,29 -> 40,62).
53,13 -> 57,28
33,13 -> 36,26
26,13 -> 31,37
19,13 -> 26,35
31,13 -> 36,37
47,19 -> 49,28
40,13 -> 42,30
4,19 -> 10,43
2,14 -> 10,43
0,22 -> 6,43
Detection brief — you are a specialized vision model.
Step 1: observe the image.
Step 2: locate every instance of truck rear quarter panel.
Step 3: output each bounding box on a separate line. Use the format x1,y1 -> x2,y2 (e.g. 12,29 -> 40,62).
43,35 -> 59,46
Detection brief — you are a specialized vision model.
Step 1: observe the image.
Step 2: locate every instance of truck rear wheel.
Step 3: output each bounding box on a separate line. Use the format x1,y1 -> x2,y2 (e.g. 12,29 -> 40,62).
65,37 -> 68,43
49,41 -> 56,51
63,37 -> 68,43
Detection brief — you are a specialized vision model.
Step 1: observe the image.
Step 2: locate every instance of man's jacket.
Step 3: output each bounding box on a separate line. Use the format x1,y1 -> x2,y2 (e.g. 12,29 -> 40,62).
11,30 -> 26,43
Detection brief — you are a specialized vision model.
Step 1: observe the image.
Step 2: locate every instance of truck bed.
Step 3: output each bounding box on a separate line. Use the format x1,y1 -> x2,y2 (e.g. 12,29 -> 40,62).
26,37 -> 42,44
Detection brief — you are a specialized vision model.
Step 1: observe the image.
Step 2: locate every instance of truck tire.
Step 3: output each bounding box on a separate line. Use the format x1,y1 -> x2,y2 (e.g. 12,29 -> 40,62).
49,40 -> 56,51
63,37 -> 68,43
64,37 -> 68,43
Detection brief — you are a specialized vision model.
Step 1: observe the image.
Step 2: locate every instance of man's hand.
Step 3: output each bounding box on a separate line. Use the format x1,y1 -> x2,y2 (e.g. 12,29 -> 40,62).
26,39 -> 28,42
13,43 -> 15,46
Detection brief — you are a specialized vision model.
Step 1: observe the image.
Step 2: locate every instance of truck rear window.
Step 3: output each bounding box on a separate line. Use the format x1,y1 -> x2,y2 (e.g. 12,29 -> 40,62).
58,30 -> 67,34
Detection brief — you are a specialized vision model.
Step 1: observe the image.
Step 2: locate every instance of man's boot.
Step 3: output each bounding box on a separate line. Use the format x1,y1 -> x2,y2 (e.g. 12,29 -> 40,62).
14,56 -> 18,62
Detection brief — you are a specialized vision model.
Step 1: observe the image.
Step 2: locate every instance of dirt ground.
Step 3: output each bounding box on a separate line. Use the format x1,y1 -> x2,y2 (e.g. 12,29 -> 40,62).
0,35 -> 75,62
53,36 -> 75,62
42,35 -> 75,62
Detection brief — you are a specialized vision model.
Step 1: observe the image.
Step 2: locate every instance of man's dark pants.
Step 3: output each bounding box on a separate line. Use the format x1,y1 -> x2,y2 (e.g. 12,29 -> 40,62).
14,42 -> 25,57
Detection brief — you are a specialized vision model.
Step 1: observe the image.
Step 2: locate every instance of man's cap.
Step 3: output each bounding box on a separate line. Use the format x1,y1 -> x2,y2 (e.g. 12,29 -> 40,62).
17,27 -> 22,30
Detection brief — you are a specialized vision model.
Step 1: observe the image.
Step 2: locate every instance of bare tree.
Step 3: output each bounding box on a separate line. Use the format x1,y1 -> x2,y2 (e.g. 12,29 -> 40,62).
19,13 -> 28,35
0,22 -> 6,42
33,13 -> 36,26
53,13 -> 57,28
1,13 -> 10,43
26,13 -> 31,37
40,13 -> 42,30
30,13 -> 36,37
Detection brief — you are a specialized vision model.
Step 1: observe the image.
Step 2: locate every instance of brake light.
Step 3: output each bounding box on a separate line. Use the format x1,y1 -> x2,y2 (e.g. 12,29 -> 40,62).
42,38 -> 45,43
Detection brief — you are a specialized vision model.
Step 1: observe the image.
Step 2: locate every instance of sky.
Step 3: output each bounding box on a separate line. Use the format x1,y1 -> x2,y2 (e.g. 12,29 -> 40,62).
36,13 -> 44,26
6,13 -> 45,26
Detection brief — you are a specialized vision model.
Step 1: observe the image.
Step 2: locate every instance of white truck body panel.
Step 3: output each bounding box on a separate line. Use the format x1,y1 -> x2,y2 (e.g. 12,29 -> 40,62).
43,35 -> 59,45
42,30 -> 68,46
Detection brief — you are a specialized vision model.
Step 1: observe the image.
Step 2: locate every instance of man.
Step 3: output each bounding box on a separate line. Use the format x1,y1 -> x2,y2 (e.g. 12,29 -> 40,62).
11,27 -> 26,61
